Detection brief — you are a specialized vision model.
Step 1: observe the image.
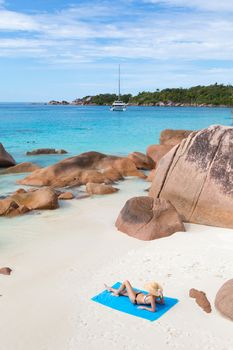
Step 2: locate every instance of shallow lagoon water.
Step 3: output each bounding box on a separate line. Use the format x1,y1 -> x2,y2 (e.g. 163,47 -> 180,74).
0,103 -> 232,196
0,103 -> 232,168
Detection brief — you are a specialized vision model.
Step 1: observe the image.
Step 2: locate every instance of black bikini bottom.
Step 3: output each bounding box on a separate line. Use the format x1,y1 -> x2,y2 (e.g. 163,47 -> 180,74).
134,292 -> 143,304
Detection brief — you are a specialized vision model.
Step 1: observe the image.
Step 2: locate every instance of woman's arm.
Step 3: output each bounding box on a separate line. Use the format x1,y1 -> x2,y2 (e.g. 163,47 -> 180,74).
137,296 -> 156,312
137,306 -> 156,312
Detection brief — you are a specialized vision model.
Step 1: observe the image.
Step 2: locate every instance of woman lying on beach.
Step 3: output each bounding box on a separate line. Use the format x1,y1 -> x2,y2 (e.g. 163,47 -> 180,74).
105,280 -> 164,312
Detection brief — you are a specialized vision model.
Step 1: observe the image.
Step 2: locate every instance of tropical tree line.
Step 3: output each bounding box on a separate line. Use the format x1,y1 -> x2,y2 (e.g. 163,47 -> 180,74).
82,84 -> 233,106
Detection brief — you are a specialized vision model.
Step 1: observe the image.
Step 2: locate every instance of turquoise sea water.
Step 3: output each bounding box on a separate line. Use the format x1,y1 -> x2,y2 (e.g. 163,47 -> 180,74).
0,103 -> 232,168
0,103 -> 232,198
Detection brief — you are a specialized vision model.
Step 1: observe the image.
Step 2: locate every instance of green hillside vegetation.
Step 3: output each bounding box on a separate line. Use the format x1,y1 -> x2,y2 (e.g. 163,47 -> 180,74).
84,93 -> 132,105
84,84 -> 233,106
131,84 -> 233,106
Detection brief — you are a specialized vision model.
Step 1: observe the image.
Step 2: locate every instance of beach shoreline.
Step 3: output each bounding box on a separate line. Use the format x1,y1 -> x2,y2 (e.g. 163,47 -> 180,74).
0,177 -> 233,350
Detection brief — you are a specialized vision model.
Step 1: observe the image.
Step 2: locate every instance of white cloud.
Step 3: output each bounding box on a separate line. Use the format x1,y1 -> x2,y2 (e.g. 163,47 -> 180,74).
0,1 -> 232,68
145,0 -> 233,12
0,10 -> 39,31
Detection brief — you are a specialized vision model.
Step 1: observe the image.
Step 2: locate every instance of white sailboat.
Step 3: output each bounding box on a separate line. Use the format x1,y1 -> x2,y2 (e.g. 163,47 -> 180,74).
110,65 -> 127,111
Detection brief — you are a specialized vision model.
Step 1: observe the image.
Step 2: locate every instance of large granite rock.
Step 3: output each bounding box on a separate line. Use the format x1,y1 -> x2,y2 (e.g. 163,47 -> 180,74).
102,168 -> 123,182
0,143 -> 16,167
1,162 -> 40,174
11,187 -> 58,210
215,279 -> 233,321
0,198 -> 29,217
58,192 -> 74,200
26,148 -> 67,155
18,151 -> 145,187
128,152 -> 155,170
147,144 -> 173,164
86,182 -> 119,195
147,129 -> 193,164
149,125 -> 233,228
147,169 -> 156,182
115,196 -> 185,240
160,129 -> 193,146
0,187 -> 59,217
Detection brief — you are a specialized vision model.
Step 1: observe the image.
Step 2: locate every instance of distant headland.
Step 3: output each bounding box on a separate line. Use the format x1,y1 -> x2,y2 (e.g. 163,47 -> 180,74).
48,84 -> 233,107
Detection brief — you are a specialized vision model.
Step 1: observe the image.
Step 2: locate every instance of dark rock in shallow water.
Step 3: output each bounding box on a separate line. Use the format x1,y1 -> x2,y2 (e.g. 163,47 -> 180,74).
0,143 -> 16,167
26,148 -> 67,155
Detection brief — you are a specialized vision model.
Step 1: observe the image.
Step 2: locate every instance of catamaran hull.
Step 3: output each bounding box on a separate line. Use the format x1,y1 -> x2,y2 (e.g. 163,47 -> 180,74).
110,106 -> 126,111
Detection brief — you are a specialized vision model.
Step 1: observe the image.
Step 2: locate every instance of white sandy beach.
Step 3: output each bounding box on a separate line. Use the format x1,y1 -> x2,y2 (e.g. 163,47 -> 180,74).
0,177 -> 233,350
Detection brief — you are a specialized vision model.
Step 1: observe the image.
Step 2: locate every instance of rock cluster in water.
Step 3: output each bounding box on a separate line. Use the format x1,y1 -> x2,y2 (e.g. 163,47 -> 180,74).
0,149 -> 153,217
17,151 -> 146,187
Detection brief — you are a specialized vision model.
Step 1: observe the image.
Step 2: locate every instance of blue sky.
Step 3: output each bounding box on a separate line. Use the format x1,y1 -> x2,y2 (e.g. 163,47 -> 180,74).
0,0 -> 233,101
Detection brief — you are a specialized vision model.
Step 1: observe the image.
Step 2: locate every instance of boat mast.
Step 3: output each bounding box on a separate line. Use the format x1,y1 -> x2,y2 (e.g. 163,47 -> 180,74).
118,64 -> 121,100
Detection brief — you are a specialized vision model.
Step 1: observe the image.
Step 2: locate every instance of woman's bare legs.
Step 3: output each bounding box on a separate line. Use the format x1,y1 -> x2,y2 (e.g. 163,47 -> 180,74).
104,284 -> 121,296
105,280 -> 136,303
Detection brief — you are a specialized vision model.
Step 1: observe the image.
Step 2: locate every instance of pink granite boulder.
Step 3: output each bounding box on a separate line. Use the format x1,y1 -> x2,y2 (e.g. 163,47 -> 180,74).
128,152 -> 155,170
215,279 -> 233,321
86,182 -> 119,195
58,192 -> 74,200
149,125 -> 233,229
115,196 -> 185,240
160,129 -> 193,146
18,151 -> 145,187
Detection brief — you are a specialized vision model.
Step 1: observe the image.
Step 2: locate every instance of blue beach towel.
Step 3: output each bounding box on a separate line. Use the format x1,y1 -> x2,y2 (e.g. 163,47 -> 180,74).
91,282 -> 179,321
